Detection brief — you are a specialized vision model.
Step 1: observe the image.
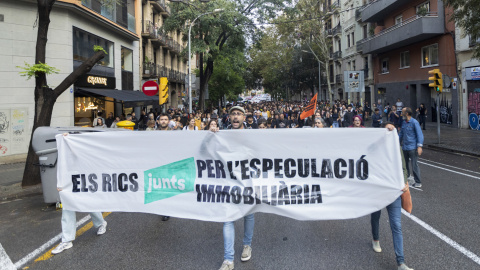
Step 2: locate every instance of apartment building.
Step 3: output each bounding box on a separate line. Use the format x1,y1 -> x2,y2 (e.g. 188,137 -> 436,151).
358,0 -> 457,125
0,0 -> 141,160
141,0 -> 187,110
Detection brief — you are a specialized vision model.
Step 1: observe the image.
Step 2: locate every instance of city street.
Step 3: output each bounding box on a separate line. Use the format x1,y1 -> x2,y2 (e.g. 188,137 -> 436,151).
1,149 -> 479,270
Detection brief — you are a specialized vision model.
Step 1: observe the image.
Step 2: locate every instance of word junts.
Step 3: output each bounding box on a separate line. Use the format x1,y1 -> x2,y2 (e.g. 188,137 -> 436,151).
196,156 -> 369,181
196,182 -> 322,206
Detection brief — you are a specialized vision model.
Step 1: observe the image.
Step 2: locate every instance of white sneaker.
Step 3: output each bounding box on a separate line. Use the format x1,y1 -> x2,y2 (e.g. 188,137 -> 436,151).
97,221 -> 107,235
398,263 -> 414,270
241,245 -> 252,261
218,260 -> 234,270
407,175 -> 414,182
52,241 -> 73,254
372,240 -> 382,253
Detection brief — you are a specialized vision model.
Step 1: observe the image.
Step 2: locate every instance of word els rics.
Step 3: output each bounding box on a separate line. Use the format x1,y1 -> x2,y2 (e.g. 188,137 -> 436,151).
71,173 -> 139,193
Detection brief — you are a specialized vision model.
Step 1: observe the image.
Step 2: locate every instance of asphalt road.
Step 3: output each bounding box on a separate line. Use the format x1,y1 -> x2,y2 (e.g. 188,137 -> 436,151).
1,149 -> 479,270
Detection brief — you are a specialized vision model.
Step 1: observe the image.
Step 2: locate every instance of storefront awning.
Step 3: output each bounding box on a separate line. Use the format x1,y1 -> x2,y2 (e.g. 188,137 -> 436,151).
76,88 -> 159,107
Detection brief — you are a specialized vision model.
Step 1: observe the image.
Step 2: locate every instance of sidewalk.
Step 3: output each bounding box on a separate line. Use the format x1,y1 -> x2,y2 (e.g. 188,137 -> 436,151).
1,122 -> 479,200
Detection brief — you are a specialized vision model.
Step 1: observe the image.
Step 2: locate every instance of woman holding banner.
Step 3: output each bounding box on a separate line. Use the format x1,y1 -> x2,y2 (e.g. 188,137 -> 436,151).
370,122 -> 413,270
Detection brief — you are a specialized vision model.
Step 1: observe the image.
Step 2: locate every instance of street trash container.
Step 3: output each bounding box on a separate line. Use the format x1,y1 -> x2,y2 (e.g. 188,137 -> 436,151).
31,126 -> 129,203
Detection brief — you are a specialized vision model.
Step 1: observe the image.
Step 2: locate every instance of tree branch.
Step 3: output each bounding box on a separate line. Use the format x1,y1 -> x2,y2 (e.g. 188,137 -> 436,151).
53,51 -> 105,97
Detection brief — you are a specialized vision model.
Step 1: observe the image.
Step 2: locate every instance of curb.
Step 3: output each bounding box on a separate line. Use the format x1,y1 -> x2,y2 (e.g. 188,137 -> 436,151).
1,183 -> 43,202
424,144 -> 480,158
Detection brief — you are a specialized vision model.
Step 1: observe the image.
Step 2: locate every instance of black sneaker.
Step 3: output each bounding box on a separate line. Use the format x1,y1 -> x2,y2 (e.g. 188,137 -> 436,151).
162,216 -> 170,221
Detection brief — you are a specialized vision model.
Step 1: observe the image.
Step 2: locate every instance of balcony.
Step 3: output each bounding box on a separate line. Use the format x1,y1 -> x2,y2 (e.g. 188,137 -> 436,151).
143,62 -> 155,77
335,74 -> 343,84
327,0 -> 340,13
361,0 -> 410,23
359,13 -> 444,54
330,51 -> 342,61
355,9 -> 362,21
142,21 -> 158,39
151,0 -> 167,13
332,24 -> 342,36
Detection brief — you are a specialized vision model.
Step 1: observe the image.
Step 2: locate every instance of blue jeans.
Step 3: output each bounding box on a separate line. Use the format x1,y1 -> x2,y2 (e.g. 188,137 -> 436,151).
223,214 -> 255,261
332,121 -> 339,128
403,149 -> 421,184
371,197 -> 404,265
61,210 -> 105,243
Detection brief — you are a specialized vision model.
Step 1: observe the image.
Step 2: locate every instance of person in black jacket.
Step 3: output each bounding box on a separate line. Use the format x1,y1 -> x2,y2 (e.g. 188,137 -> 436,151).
343,105 -> 354,127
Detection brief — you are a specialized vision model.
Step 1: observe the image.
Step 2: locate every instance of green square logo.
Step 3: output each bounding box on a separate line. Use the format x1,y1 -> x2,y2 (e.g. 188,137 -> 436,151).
144,157 -> 196,204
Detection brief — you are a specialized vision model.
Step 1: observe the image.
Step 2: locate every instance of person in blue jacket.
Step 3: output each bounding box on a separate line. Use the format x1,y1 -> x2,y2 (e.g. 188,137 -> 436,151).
399,107 -> 424,188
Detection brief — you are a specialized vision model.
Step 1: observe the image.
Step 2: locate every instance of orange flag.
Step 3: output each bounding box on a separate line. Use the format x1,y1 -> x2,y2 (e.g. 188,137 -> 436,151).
300,93 -> 318,120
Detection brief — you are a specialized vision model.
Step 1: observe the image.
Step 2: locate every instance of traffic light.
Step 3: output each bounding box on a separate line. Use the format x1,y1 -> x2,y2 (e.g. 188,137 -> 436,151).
159,77 -> 169,105
428,69 -> 443,93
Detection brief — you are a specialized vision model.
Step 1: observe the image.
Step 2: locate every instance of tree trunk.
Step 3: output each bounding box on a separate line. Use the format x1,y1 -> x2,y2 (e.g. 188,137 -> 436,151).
22,0 -> 104,187
198,53 -> 214,112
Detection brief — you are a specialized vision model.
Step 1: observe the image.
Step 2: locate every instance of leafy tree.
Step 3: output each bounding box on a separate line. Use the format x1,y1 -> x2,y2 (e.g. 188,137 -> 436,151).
20,0 -> 108,187
164,0 -> 292,111
208,50 -> 246,104
445,0 -> 480,58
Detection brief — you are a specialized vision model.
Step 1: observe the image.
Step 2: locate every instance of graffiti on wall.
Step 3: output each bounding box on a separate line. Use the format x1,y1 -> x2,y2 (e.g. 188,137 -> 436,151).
468,92 -> 480,130
431,95 -> 453,124
0,108 -> 28,156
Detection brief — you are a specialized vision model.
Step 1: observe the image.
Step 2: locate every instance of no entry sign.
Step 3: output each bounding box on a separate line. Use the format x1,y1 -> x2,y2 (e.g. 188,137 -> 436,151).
142,80 -> 159,96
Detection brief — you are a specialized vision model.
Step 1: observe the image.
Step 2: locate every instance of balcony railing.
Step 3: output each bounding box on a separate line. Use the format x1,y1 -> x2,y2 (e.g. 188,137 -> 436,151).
142,20 -> 158,39
143,62 -> 155,77
330,51 -> 342,60
332,24 -> 342,36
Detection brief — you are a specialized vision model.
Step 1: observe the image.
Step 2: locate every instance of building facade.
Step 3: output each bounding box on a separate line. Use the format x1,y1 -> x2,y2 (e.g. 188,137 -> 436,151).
358,0 -> 457,125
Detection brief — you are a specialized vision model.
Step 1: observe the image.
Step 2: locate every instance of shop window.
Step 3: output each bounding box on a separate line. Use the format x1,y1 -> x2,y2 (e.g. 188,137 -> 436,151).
422,43 -> 438,67
73,27 -> 114,68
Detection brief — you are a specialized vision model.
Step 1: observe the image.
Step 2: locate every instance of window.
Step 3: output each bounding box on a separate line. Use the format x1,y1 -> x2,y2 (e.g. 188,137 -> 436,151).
416,1 -> 430,13
352,60 -> 356,70
73,27 -> 114,68
381,58 -> 389,74
400,51 -> 410,68
121,47 -> 133,71
363,25 -> 368,39
422,44 -> 438,67
395,15 -> 403,25
351,32 -> 355,45
347,35 -> 351,47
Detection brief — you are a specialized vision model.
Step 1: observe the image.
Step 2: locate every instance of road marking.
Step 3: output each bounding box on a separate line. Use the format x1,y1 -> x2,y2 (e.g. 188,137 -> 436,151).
418,161 -> 480,180
14,212 -> 110,269
0,243 -> 16,270
419,158 -> 480,175
402,209 -> 480,265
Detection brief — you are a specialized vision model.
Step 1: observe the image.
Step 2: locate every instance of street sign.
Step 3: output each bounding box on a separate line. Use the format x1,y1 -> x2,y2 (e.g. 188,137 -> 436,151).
185,74 -> 196,84
142,80 -> 159,96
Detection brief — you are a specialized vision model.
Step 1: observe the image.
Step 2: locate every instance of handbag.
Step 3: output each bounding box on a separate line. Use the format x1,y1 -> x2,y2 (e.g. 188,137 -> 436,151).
401,187 -> 413,213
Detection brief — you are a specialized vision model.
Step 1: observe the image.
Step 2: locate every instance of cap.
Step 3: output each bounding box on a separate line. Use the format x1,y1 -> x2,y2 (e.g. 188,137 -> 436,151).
229,106 -> 245,114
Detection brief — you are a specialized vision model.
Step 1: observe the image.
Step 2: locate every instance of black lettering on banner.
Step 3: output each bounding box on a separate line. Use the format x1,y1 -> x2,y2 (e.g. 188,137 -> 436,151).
215,160 -> 226,179
129,173 -> 139,192
227,161 -> 237,180
231,186 -> 242,204
284,158 -> 296,178
298,159 -> 310,178
243,187 -> 254,205
356,155 -> 369,180
277,181 -> 290,205
80,174 -> 88,192
321,159 -> 334,178
290,185 -> 303,205
196,160 -> 207,178
254,186 -> 261,204
240,160 -> 250,180
334,159 -> 347,179
310,185 -> 323,204
261,186 -> 270,205
206,160 -> 215,178
349,159 -> 355,179
274,159 -> 284,178
196,184 -> 215,202
88,174 -> 98,192
112,173 -> 118,192
72,174 -> 81,193
303,184 -> 310,204
311,158 -> 320,177
102,173 -> 112,192
262,158 -> 273,178
250,159 -> 261,179
118,173 -> 128,192
216,185 -> 231,203
270,185 -> 277,206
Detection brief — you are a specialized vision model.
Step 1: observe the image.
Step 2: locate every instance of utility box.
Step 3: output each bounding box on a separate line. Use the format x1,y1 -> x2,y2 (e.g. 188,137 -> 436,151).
32,127 -> 129,203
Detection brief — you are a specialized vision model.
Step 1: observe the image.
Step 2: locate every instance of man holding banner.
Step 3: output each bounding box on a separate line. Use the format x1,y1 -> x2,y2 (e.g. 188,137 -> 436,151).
220,106 -> 255,270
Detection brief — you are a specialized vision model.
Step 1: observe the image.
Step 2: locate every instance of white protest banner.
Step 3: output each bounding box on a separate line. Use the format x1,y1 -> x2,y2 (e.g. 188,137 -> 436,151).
56,128 -> 404,222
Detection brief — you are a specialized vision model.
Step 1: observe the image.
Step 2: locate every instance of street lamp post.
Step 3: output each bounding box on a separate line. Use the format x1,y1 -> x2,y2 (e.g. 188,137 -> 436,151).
188,9 -> 223,113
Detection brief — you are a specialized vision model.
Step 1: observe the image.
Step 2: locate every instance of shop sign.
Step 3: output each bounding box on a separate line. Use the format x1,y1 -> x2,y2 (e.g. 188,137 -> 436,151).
76,75 -> 116,89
